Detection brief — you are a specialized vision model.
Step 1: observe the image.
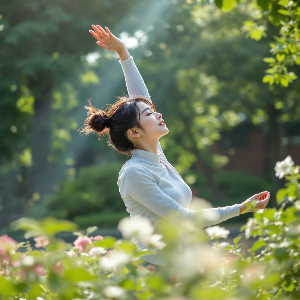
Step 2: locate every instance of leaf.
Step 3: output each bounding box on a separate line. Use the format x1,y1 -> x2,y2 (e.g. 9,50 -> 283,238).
93,236 -> 116,248
42,217 -> 78,236
278,9 -> 290,15
280,77 -> 289,87
0,277 -> 17,295
263,75 -> 275,85
278,0 -> 289,6
222,0 -> 235,11
257,0 -> 272,11
263,57 -> 276,64
252,240 -> 266,251
214,0 -> 223,9
276,53 -> 285,63
234,235 -> 242,246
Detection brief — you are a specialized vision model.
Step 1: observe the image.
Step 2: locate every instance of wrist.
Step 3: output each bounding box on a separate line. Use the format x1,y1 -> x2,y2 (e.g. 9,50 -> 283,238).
117,47 -> 130,61
238,203 -> 247,215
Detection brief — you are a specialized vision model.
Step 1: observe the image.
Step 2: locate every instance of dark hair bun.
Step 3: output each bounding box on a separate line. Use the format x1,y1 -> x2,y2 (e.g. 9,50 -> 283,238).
89,112 -> 111,132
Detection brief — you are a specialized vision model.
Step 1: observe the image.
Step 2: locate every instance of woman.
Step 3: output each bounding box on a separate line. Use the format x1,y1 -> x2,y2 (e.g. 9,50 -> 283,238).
83,25 -> 270,266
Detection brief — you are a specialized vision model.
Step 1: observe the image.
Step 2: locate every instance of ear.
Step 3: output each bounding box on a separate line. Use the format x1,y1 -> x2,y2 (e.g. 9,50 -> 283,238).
127,128 -> 140,138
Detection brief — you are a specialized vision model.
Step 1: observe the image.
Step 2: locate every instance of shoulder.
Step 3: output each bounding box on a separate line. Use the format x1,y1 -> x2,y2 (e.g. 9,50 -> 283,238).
118,160 -> 154,184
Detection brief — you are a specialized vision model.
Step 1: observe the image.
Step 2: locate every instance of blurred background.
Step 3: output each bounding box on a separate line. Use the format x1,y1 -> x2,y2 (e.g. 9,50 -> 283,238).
1,0 -> 299,236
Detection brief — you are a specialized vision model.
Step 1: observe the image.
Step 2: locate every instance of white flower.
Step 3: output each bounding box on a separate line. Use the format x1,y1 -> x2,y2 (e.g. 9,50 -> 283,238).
205,226 -> 230,240
103,286 -> 125,298
219,242 -> 230,249
148,234 -> 166,250
172,244 -> 221,279
37,297 -> 44,300
275,156 -> 294,178
67,250 -> 78,258
99,250 -> 131,270
263,217 -> 270,226
89,247 -> 106,257
245,218 -> 256,239
117,215 -> 154,242
22,255 -> 35,267
294,166 -> 299,174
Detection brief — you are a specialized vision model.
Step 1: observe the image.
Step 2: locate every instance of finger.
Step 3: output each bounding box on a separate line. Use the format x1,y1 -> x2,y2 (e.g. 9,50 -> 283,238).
96,25 -> 109,37
105,26 -> 113,37
92,25 -> 106,39
89,30 -> 103,42
96,41 -> 109,50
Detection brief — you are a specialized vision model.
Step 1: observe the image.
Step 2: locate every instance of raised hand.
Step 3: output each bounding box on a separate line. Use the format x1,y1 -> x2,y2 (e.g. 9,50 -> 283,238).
239,191 -> 270,214
89,25 -> 125,53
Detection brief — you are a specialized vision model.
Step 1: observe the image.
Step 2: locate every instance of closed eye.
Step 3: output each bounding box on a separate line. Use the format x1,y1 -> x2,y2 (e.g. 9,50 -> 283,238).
146,112 -> 152,116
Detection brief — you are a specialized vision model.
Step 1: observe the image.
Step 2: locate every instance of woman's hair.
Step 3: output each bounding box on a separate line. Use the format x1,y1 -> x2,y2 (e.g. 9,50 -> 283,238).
80,96 -> 156,154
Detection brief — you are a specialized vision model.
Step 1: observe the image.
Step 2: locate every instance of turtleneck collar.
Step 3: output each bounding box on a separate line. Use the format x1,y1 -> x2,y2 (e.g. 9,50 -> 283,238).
131,149 -> 162,166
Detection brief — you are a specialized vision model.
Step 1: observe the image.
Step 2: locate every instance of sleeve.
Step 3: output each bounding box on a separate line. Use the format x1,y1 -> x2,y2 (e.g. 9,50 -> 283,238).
122,167 -> 196,224
121,167 -> 240,227
119,56 -> 151,102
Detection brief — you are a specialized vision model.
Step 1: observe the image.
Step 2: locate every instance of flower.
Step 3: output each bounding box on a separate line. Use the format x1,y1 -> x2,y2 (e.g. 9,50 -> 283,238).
219,242 -> 230,249
148,234 -> 166,250
172,244 -> 221,279
99,250 -> 131,271
245,218 -> 256,239
53,260 -> 64,275
67,250 -> 78,258
205,226 -> 230,240
73,236 -> 93,252
92,235 -> 104,241
103,286 -> 125,298
34,236 -> 49,248
0,234 -> 18,262
89,247 -> 106,257
275,155 -> 294,178
117,216 -> 154,243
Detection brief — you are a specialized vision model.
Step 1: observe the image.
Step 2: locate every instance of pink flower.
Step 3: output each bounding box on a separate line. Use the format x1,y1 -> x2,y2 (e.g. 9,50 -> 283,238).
53,261 -> 64,275
0,235 -> 17,258
34,236 -> 49,248
73,237 -> 92,252
33,264 -> 47,276
92,235 -> 104,241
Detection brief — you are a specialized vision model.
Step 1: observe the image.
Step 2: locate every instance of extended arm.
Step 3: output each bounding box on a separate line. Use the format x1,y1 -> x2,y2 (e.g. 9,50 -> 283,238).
89,25 -> 151,101
120,167 -> 241,227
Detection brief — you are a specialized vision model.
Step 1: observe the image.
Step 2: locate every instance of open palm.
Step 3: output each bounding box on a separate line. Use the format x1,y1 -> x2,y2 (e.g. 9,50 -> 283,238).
89,25 -> 124,53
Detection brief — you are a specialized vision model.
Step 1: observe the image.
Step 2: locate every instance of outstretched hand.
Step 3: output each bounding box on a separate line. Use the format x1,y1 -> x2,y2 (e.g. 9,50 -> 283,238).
89,25 -> 125,53
239,191 -> 270,214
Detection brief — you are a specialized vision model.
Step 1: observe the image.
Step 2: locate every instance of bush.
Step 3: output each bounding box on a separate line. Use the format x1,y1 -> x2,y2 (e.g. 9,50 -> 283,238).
73,211 -> 129,229
45,163 -> 125,220
1,156 -> 299,300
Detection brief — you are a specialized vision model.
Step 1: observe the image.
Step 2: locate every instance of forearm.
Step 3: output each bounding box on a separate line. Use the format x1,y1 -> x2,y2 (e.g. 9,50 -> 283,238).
117,47 -> 130,61
238,203 -> 247,215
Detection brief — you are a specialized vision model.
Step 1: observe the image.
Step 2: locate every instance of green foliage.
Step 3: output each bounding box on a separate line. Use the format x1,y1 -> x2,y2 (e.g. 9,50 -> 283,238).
45,163 -> 125,220
73,212 -> 129,229
1,158 -> 300,299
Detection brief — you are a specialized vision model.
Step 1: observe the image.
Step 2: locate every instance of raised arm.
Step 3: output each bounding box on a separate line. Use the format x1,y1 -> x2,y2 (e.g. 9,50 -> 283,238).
89,25 -> 151,101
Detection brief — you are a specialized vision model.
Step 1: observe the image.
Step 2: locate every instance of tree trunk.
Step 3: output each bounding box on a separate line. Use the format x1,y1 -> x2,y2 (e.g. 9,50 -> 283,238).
28,82 -> 54,198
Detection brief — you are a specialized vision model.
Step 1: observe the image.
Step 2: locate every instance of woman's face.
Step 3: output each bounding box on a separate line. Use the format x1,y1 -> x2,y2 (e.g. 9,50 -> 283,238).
136,101 -> 169,140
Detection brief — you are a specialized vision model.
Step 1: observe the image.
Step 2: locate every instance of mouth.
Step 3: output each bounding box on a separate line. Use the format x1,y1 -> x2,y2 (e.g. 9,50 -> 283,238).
159,120 -> 166,126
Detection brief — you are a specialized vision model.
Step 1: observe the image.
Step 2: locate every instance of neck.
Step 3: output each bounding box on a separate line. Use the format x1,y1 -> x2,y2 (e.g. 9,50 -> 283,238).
134,139 -> 159,154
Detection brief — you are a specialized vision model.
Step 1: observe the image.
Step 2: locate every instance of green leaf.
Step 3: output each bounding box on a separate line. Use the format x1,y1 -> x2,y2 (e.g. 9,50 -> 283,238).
278,9 -> 290,15
42,217 -> 78,236
234,235 -> 242,246
63,268 -> 97,282
263,57 -> 276,64
276,53 -> 285,63
93,236 -> 116,248
277,189 -> 288,204
257,0 -> 272,11
0,277 -> 17,295
252,240 -> 266,251
222,0 -> 235,11
263,75 -> 275,85
280,77 -> 289,87
278,0 -> 289,6
214,0 -> 223,9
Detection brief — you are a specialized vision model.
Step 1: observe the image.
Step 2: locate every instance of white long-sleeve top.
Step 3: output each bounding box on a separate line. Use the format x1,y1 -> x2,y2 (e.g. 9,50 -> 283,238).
117,56 -> 240,265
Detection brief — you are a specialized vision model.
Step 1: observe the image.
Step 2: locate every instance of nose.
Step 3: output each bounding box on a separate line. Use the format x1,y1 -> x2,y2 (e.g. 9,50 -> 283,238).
157,112 -> 162,119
